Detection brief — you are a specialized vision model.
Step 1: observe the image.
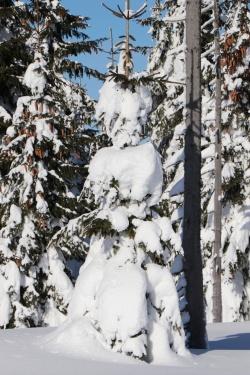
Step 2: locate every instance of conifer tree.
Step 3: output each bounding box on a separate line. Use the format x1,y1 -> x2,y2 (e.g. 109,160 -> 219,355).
201,0 -> 250,322
0,0 -> 99,328
147,0 -> 189,332
149,0 -> 250,324
220,0 -> 250,321
67,0 -> 188,362
0,0 -> 30,144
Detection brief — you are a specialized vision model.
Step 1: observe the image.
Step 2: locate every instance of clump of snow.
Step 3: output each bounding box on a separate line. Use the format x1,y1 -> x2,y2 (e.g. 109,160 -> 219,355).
222,161 -> 235,181
135,221 -> 163,255
95,79 -> 152,147
0,261 -> 21,327
148,321 -> 187,365
23,53 -> 47,96
0,106 -> 11,123
43,317 -> 140,364
87,142 -> 163,208
146,264 -> 188,358
0,273 -> 11,328
68,256 -> 105,320
5,126 -> 16,138
47,247 -> 73,306
96,262 -> 147,355
7,204 -> 22,227
43,299 -> 67,327
36,193 -> 49,214
35,118 -> 56,141
109,207 -> 129,232
3,261 -> 21,300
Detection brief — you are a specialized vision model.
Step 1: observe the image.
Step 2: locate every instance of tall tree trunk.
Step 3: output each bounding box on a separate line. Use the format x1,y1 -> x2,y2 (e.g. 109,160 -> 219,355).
212,0 -> 222,323
125,0 -> 130,77
183,0 -> 206,348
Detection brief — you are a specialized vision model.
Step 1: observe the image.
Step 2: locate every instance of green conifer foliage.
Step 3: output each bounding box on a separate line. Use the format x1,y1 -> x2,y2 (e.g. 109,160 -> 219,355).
147,0 -> 188,329
0,0 -> 30,144
148,0 -> 250,322
200,0 -> 250,322
0,0 -> 99,328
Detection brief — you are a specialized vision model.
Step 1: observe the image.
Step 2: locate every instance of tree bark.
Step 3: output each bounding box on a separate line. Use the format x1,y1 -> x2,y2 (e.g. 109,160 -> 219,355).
125,0 -> 130,77
212,0 -> 222,323
183,0 -> 207,349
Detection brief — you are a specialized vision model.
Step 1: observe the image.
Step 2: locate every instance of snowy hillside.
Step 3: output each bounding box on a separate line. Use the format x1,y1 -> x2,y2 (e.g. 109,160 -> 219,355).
0,322 -> 250,375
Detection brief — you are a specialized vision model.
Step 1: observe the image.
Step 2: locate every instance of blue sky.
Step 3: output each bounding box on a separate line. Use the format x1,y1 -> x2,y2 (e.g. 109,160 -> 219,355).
62,0 -> 154,99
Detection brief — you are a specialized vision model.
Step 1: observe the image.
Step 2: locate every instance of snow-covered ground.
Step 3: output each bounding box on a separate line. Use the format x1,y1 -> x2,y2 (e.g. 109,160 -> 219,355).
0,322 -> 249,375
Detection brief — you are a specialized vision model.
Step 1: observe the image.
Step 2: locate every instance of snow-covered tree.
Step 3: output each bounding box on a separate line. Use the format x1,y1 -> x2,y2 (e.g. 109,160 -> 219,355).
148,0 -> 250,323
198,0 -> 223,323
0,0 -> 98,328
68,73 -> 188,363
147,0 -> 189,332
148,0 -> 185,166
67,1 -> 188,362
0,0 -> 30,144
202,0 -> 250,322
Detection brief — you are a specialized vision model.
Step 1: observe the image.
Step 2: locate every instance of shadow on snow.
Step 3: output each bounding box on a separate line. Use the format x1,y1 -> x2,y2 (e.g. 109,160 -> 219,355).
192,333 -> 250,355
208,333 -> 250,350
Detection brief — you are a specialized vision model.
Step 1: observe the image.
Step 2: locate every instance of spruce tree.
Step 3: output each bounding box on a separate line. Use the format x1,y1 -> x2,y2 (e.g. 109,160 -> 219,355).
148,0 -> 250,324
201,0 -> 250,322
67,0 -> 188,362
0,0 -> 30,145
220,0 -> 250,321
147,0 -> 189,332
0,0 -> 99,328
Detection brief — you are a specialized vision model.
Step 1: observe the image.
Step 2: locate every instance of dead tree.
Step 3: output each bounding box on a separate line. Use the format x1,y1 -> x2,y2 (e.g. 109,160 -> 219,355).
102,0 -> 147,78
183,0 -> 207,349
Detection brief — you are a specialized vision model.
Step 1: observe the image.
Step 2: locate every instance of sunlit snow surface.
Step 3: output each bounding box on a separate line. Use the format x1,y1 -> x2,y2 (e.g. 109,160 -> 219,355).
0,322 -> 250,375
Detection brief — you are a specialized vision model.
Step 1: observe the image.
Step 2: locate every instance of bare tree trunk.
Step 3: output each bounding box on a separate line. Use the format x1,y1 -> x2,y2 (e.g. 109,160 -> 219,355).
125,0 -> 130,77
183,0 -> 206,349
212,0 -> 222,323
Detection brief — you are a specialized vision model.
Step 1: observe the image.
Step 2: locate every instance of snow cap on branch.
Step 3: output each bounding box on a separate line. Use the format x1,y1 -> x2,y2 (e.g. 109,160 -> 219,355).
96,77 -> 152,147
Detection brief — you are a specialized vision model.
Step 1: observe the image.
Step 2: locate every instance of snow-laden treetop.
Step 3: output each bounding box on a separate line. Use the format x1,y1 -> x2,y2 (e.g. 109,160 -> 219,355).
96,77 -> 153,148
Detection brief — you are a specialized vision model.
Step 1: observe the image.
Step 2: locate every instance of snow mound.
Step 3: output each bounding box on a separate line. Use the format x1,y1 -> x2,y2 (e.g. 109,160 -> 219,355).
42,316 -> 190,367
148,321 -> 188,366
67,237 -> 188,362
96,263 -> 147,347
42,317 -> 139,364
146,264 -> 188,359
68,257 -> 105,320
68,249 -> 148,358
